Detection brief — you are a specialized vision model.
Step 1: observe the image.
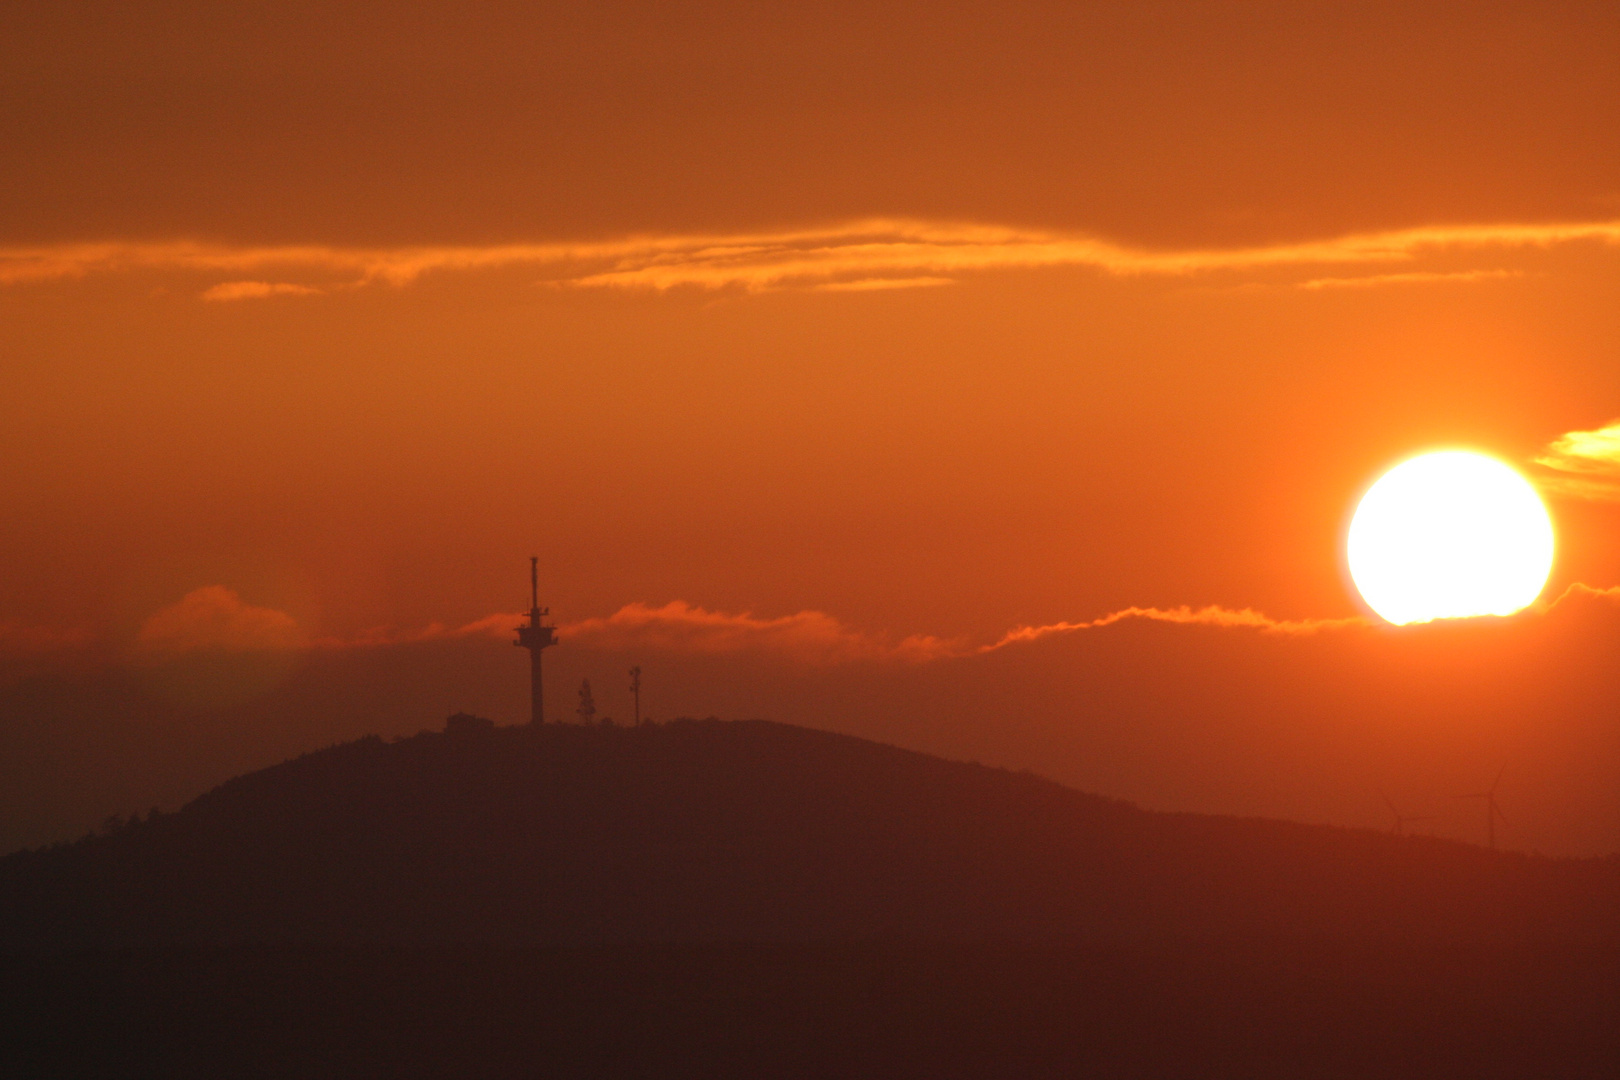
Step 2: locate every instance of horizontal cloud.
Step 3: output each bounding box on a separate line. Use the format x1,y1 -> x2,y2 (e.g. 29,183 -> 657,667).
1548,582 -> 1620,607
307,599 -> 1365,663
811,276 -> 956,292
312,612 -> 523,649
984,605 -> 1367,651
200,280 -> 322,301
132,586 -> 307,659
17,590 -> 1597,668
3,217 -> 1619,296
556,601 -> 960,664
313,601 -> 962,663
1534,419 -> 1620,501
1296,269 -> 1521,290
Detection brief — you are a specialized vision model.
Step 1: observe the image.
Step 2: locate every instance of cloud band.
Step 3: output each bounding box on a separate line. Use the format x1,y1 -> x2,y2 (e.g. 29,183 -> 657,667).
4,217 -> 1619,297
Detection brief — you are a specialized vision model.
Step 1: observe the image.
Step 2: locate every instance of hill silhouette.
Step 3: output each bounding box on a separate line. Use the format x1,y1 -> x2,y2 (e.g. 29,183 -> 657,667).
3,718 -> 1617,950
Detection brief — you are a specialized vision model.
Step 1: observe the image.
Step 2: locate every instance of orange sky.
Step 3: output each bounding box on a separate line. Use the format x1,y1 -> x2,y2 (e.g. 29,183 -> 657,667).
5,2 -> 1620,852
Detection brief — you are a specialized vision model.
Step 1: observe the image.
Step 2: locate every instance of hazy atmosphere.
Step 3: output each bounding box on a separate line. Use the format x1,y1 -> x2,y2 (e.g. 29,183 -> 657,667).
10,5 -> 1620,1076
9,2 -> 1620,857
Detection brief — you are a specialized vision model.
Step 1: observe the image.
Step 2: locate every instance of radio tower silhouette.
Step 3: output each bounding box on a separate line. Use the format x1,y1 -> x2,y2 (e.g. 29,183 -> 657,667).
515,556 -> 557,724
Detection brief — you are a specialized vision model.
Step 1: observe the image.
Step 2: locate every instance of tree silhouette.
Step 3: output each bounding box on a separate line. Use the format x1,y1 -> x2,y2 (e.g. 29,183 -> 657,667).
576,679 -> 596,725
444,712 -> 494,736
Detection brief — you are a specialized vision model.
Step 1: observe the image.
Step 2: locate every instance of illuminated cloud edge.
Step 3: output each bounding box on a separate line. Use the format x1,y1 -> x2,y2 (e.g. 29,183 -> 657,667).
3,218 -> 1618,296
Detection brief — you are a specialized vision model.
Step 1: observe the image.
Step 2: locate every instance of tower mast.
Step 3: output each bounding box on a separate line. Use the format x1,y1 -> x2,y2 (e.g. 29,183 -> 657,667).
515,556 -> 556,724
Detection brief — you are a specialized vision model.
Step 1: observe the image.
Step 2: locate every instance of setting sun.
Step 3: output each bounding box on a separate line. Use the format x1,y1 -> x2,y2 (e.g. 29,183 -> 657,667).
1348,451 -> 1555,626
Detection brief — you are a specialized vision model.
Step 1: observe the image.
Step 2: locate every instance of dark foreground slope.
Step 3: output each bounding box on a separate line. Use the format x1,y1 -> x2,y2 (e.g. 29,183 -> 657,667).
4,719 -> 1620,1078
5,943 -> 1620,1080
3,718 -> 1617,949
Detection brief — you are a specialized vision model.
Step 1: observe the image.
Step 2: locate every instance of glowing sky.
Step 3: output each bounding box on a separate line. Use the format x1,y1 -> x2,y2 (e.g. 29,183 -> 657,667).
6,2 -> 1620,853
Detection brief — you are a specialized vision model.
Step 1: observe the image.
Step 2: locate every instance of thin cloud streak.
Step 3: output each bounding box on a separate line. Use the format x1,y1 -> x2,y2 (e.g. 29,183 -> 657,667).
1534,419 -> 1620,501
200,280 -> 323,301
3,218 -> 1619,295
811,276 -> 956,292
556,601 -> 960,664
35,592 -> 1616,667
310,612 -> 523,650
1547,582 -> 1620,607
983,605 -> 1367,652
303,602 -> 953,664
318,599 -> 1364,663
1297,269 -> 1521,290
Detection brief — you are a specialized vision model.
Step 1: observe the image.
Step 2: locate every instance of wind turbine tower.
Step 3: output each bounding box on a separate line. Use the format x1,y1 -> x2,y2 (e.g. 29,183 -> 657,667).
1381,791 -> 1433,837
1458,766 -> 1508,850
515,556 -> 557,724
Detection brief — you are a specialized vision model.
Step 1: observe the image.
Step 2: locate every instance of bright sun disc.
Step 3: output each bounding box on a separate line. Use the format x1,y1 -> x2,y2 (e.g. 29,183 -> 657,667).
1347,450 -> 1554,625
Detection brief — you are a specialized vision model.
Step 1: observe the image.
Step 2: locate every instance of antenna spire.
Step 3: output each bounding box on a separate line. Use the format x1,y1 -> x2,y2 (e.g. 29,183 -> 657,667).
515,556 -> 556,724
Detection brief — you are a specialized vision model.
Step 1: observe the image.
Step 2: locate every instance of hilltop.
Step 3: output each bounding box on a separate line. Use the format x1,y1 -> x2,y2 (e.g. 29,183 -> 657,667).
3,718 -> 1616,950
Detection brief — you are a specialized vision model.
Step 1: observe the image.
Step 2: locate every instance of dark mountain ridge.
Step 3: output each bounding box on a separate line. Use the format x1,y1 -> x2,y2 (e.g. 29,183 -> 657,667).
3,718 -> 1616,950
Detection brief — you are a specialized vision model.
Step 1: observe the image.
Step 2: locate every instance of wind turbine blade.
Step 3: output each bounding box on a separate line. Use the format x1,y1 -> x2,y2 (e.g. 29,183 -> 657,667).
1491,799 -> 1508,826
1489,764 -> 1505,794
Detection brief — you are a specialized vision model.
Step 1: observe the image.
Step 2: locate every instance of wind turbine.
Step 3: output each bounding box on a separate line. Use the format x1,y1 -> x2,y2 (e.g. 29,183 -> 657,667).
1381,790 -> 1433,837
1457,766 -> 1508,850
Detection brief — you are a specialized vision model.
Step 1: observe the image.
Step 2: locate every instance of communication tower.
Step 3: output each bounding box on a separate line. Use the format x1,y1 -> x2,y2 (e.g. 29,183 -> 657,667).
515,556 -> 557,724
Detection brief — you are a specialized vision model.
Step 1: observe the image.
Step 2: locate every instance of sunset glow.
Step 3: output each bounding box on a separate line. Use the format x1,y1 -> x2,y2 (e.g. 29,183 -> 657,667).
8,0 -> 1620,867
13,8 -> 1620,1070
1348,451 -> 1554,625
